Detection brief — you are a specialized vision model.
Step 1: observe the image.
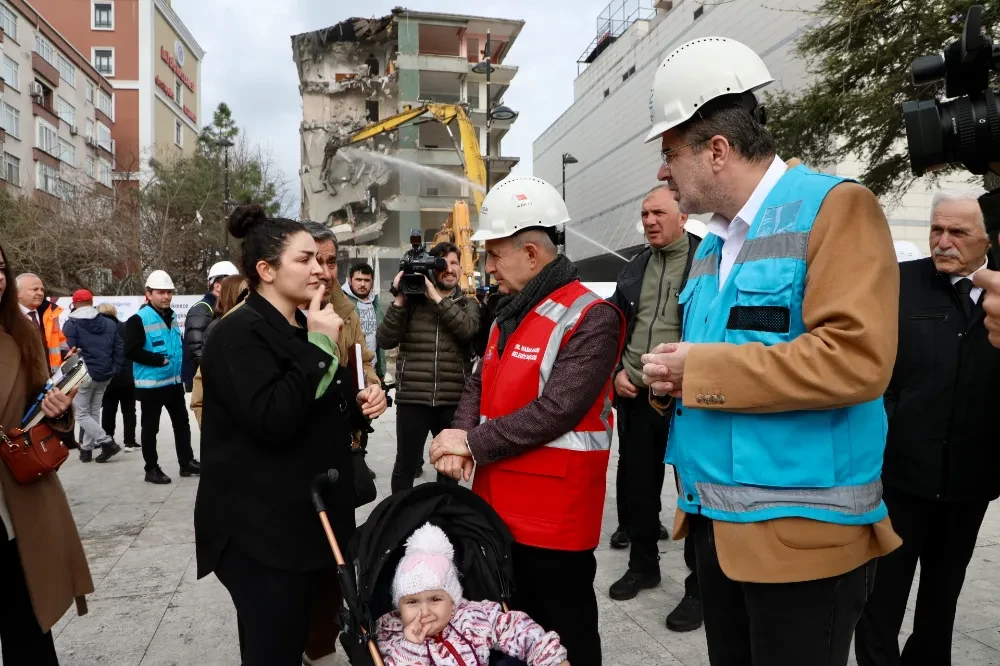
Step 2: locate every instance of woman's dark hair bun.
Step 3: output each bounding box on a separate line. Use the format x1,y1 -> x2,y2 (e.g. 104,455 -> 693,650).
228,203 -> 267,239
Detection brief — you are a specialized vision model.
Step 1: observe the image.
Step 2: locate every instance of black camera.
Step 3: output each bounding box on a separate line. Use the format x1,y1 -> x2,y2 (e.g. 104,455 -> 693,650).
903,5 -> 1000,176
398,230 -> 446,296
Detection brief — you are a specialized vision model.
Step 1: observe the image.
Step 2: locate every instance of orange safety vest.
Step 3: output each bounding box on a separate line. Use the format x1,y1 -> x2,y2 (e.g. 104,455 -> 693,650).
41,303 -> 66,370
472,280 -> 625,551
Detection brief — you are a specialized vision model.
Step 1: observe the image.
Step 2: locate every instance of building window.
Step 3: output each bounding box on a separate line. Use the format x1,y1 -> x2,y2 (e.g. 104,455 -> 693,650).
57,54 -> 75,87
4,152 -> 18,185
0,4 -> 17,42
86,154 -> 95,178
85,79 -> 95,104
2,102 -> 18,139
92,1 -> 113,30
56,96 -> 75,125
174,78 -> 183,106
174,118 -> 182,147
37,118 -> 58,155
37,162 -> 58,196
3,55 -> 17,91
92,48 -> 113,76
97,122 -> 111,152
58,138 -> 75,166
99,158 -> 112,187
58,179 -> 75,201
85,118 -> 94,141
34,33 -> 55,65
693,5 -> 704,19
603,88 -> 610,98
98,89 -> 113,117
629,65 -> 636,75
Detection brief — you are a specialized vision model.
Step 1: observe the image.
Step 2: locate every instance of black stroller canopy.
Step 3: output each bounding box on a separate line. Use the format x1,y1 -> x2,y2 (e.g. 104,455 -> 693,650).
348,483 -> 515,629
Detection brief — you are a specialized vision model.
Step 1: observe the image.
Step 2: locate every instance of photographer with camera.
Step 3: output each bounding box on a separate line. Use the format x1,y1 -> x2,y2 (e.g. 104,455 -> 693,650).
377,240 -> 481,493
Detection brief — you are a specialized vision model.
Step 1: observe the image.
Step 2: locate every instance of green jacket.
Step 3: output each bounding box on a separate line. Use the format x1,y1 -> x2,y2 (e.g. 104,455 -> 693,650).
344,284 -> 386,378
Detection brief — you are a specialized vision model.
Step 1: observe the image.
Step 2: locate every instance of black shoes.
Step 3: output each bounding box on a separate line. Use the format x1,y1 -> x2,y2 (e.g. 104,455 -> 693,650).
145,467 -> 172,484
610,527 -> 630,549
79,449 -> 93,463
666,594 -> 703,632
179,460 -> 201,477
123,441 -> 140,451
95,441 -> 121,463
659,522 -> 669,540
609,570 -> 661,601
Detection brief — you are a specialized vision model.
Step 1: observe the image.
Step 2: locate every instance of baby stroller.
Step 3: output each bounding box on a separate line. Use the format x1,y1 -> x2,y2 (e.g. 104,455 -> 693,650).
311,472 -> 517,666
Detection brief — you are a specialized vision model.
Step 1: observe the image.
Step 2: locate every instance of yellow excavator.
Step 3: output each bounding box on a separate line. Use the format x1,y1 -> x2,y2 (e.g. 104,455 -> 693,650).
331,103 -> 485,295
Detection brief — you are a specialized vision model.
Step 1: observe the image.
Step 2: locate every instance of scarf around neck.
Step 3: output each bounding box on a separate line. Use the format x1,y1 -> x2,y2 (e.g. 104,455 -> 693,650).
493,254 -> 579,354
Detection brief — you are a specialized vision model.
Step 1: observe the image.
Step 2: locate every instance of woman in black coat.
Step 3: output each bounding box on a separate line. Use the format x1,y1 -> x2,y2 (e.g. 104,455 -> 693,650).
194,204 -> 373,665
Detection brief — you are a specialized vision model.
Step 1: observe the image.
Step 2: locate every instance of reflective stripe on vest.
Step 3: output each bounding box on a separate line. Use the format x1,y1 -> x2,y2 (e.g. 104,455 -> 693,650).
696,479 -> 884,516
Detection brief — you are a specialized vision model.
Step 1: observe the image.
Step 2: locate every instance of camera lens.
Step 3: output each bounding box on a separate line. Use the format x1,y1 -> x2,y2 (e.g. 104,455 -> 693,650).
911,55 -> 947,86
903,91 -> 1000,175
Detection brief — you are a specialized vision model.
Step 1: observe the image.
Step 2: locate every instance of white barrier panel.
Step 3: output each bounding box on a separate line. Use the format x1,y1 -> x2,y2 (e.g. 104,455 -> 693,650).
55,295 -> 206,333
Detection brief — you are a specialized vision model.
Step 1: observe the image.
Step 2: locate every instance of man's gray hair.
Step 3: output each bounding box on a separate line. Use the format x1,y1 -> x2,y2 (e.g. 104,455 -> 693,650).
931,188 -> 988,230
514,228 -> 558,254
15,273 -> 40,289
301,220 -> 338,247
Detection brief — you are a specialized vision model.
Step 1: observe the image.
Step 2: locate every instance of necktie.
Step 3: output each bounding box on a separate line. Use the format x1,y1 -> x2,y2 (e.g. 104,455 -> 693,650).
955,278 -> 975,320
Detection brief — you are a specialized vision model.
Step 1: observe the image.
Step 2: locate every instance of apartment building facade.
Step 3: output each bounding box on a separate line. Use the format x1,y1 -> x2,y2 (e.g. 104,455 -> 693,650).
532,0 -> 970,279
292,9 -> 523,251
31,0 -> 203,175
0,0 -> 115,201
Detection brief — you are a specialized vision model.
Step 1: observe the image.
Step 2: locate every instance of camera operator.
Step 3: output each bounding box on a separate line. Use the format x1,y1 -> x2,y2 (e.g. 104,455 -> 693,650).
376,241 -> 481,493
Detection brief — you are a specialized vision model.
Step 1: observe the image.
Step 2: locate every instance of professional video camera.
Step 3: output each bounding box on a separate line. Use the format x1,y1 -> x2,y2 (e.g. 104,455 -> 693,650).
903,5 -> 1000,176
398,229 -> 446,296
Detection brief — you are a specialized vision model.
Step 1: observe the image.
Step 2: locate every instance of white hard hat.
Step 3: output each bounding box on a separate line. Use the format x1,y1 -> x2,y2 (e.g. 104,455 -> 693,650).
208,261 -> 239,281
471,174 -> 569,242
145,270 -> 175,290
893,240 -> 923,263
645,37 -> 774,143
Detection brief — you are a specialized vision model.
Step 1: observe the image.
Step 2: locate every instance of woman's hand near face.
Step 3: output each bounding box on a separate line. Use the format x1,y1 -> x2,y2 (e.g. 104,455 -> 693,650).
306,287 -> 344,343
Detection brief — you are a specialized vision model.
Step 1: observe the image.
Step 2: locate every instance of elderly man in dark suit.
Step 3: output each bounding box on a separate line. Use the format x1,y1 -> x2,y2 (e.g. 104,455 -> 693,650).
856,188 -> 1000,666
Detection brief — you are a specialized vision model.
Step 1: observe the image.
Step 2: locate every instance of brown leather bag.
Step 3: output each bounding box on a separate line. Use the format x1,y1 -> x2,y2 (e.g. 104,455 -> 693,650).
0,423 -> 69,483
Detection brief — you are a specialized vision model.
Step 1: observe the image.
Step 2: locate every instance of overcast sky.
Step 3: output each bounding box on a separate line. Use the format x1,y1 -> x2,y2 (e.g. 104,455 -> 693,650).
170,0 -> 609,213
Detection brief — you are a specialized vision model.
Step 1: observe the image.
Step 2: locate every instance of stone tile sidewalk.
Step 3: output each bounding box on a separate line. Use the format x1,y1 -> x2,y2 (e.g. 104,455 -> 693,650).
12,402 -> 1000,665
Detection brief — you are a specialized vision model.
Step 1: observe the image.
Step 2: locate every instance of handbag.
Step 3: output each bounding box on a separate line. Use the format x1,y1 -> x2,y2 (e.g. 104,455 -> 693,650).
0,422 -> 69,483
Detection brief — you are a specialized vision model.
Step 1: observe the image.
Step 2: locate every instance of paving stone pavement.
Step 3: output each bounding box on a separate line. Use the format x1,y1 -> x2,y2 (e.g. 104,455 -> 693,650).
12,400 -> 1000,665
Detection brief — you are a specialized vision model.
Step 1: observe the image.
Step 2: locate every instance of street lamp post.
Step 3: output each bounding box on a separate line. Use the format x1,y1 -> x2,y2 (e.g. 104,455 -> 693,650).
216,138 -> 235,259
561,152 -> 578,200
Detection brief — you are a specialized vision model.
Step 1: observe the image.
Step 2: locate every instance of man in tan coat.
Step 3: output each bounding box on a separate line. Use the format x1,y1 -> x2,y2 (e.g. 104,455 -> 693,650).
640,37 -> 900,665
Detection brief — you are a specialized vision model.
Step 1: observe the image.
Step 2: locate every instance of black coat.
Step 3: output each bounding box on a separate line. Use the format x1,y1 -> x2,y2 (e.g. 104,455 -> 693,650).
182,293 -> 216,384
883,257 -> 1000,502
194,291 -> 364,576
106,317 -> 134,388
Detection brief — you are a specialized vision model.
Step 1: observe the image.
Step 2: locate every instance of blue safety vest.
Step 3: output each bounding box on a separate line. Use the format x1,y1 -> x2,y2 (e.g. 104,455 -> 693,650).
132,304 -> 183,389
668,164 -> 888,526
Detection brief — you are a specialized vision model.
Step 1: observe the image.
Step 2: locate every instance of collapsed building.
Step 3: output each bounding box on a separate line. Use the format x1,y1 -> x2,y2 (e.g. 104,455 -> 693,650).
291,8 -> 524,273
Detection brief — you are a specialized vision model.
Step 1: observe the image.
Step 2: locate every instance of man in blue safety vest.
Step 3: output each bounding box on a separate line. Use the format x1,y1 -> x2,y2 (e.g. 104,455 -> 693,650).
640,37 -> 902,665
124,269 -> 199,485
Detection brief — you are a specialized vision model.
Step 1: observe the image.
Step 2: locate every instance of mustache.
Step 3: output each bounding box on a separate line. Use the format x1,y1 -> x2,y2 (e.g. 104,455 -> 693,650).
933,247 -> 962,259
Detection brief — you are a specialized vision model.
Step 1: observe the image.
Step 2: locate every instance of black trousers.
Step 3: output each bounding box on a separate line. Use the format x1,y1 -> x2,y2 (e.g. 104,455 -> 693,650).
694,517 -> 874,666
391,403 -> 459,494
0,524 -> 58,665
511,543 -> 601,666
855,486 -> 989,666
214,542 -> 323,666
102,382 -> 137,444
137,384 -> 193,472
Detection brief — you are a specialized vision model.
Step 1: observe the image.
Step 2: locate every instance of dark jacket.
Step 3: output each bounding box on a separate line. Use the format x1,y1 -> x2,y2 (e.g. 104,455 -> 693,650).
182,293 -> 216,384
63,306 -> 123,382
883,257 -> 1000,502
106,317 -> 134,388
376,291 -> 481,406
194,291 -> 364,575
124,306 -> 174,368
608,232 -> 701,381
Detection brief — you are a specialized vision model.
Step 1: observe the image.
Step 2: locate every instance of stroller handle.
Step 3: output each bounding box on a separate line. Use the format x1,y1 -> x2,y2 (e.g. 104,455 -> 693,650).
310,469 -> 339,514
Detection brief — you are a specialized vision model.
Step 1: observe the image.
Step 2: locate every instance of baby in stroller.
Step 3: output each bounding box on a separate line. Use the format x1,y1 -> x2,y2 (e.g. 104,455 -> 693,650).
375,523 -> 570,666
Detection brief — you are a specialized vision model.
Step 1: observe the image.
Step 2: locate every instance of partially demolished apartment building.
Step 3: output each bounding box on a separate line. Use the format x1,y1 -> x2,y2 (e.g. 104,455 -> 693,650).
291,8 -> 523,266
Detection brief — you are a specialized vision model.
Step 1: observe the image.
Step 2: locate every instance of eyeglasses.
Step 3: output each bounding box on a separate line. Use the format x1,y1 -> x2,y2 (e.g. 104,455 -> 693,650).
660,138 -> 709,166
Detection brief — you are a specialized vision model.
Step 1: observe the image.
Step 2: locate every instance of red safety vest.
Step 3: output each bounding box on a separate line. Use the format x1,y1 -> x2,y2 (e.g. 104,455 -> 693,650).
472,280 -> 625,551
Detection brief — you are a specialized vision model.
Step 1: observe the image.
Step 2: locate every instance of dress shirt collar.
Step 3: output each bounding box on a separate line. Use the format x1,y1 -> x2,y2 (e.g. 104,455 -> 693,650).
706,155 -> 787,241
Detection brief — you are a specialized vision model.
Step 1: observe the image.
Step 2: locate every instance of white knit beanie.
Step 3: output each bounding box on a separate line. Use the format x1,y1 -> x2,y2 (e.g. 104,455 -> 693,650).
391,523 -> 464,608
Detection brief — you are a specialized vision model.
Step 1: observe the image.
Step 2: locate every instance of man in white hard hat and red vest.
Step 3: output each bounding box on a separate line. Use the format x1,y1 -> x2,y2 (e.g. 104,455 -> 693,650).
183,260 -> 239,391
125,270 -> 199,485
429,174 -> 625,666
640,37 -> 902,664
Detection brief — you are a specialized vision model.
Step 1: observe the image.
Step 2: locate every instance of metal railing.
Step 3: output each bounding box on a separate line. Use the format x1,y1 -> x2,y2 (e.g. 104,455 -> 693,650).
577,0 -> 658,73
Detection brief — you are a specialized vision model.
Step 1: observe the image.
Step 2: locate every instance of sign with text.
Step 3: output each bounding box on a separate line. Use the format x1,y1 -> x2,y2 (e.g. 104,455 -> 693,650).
55,295 -> 204,333
160,47 -> 195,92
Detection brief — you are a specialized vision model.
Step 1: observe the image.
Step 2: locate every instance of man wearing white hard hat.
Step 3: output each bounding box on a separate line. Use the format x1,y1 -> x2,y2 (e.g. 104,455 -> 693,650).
182,260 -> 239,391
640,36 -> 901,664
125,270 -> 199,485
428,174 -> 625,665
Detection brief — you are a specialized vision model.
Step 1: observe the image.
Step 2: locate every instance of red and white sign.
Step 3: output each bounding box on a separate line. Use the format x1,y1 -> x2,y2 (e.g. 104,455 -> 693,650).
154,75 -> 175,100
160,47 -> 195,92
